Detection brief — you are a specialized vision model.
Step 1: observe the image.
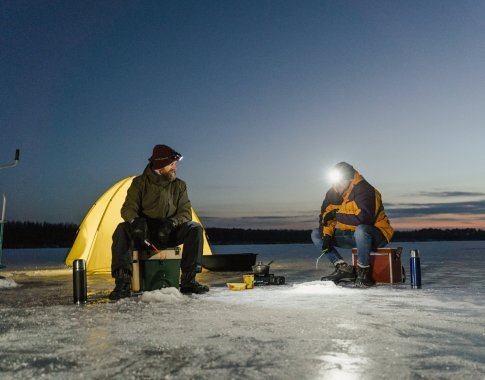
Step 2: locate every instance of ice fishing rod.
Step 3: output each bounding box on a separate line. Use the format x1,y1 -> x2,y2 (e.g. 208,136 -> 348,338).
144,239 -> 160,252
0,149 -> 20,170
143,239 -> 171,261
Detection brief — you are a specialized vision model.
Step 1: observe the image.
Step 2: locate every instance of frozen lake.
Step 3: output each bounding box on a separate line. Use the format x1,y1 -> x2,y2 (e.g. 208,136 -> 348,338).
1,241 -> 485,379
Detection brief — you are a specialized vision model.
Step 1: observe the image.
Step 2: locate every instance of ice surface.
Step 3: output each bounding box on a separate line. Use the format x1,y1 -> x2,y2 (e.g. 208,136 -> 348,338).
1,242 -> 485,379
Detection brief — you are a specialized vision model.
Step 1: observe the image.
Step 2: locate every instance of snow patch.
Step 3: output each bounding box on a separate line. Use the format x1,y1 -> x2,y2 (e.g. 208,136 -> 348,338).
139,287 -> 187,304
290,280 -> 350,295
0,276 -> 19,288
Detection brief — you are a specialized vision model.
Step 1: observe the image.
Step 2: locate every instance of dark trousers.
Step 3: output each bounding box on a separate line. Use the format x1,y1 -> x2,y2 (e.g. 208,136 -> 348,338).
111,219 -> 203,277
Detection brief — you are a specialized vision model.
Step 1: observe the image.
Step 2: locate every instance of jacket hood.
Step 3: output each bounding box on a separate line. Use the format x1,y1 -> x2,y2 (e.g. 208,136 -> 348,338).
341,172 -> 364,201
143,165 -> 175,187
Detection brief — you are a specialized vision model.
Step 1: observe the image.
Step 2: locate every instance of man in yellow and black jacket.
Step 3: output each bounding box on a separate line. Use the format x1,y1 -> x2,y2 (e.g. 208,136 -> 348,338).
311,162 -> 393,287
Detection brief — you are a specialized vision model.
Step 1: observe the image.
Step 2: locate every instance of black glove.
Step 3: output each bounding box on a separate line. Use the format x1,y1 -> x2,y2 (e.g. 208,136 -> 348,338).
131,217 -> 148,244
321,235 -> 333,253
157,219 -> 175,245
322,209 -> 337,226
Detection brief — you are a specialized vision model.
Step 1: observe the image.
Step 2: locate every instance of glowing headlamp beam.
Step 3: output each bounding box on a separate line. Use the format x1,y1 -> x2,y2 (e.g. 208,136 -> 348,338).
328,169 -> 343,184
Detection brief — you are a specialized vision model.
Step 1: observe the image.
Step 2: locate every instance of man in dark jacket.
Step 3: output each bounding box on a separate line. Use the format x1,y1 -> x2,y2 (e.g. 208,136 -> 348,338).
109,144 -> 209,300
311,162 -> 394,287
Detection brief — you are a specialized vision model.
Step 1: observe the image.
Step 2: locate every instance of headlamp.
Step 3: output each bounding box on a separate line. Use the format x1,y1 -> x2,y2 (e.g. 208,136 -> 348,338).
328,168 -> 343,184
153,152 -> 183,162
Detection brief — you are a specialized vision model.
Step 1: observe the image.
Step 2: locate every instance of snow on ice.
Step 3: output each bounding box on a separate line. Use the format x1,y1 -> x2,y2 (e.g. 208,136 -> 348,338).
0,276 -> 19,289
0,242 -> 484,379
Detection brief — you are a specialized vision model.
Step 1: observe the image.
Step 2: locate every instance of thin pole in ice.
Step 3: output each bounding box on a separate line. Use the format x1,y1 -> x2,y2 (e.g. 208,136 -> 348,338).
0,149 -> 20,269
0,193 -> 6,269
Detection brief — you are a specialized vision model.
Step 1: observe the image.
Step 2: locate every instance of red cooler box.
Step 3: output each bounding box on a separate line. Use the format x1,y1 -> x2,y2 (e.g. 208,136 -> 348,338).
352,247 -> 403,284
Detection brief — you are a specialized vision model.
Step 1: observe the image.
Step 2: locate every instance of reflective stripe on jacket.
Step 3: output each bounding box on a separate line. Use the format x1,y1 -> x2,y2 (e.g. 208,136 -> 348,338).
319,172 -> 393,242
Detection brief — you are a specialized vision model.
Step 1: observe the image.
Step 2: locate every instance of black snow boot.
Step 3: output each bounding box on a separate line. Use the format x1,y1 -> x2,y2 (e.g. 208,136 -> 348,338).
320,262 -> 356,283
180,272 -> 209,295
355,266 -> 375,288
109,269 -> 132,300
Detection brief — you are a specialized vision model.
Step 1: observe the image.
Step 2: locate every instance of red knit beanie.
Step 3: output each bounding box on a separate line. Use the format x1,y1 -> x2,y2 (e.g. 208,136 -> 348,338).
149,145 -> 182,169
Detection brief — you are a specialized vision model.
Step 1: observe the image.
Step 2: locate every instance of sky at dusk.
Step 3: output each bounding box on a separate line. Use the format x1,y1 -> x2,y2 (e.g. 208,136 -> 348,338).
2,0 -> 485,230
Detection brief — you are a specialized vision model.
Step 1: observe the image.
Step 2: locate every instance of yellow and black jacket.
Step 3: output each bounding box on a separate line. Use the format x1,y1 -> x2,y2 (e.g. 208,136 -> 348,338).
319,172 -> 393,242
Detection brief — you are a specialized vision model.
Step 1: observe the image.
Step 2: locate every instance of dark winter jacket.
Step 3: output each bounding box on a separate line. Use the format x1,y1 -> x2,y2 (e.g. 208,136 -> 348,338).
319,172 -> 393,242
121,165 -> 192,226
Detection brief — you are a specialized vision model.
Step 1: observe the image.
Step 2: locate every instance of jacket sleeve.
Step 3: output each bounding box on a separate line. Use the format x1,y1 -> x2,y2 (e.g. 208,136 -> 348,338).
337,182 -> 376,226
120,179 -> 142,222
320,189 -> 341,237
170,182 -> 192,226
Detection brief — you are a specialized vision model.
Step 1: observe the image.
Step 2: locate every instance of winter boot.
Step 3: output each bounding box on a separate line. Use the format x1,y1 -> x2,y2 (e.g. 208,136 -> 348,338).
109,269 -> 132,300
355,266 -> 375,288
320,262 -> 356,283
180,272 -> 209,295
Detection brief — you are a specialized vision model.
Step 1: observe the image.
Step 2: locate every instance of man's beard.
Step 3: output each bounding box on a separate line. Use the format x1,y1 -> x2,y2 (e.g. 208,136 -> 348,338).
161,170 -> 176,182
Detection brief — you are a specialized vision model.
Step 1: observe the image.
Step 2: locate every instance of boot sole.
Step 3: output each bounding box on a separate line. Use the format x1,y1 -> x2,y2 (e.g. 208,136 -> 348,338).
108,292 -> 131,301
334,278 -> 356,283
180,289 -> 209,295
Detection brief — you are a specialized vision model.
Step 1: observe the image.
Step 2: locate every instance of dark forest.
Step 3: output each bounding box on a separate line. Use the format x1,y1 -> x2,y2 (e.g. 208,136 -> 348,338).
2,222 -> 485,248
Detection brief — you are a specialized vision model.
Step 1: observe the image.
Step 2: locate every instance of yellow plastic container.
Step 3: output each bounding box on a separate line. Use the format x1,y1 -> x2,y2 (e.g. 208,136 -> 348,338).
226,282 -> 247,291
243,274 -> 254,289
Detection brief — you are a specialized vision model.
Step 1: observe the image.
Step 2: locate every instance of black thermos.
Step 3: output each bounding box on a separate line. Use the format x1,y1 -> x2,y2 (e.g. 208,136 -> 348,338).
73,259 -> 87,304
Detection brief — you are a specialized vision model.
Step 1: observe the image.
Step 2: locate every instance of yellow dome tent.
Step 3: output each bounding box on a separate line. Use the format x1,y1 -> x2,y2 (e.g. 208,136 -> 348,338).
65,177 -> 213,273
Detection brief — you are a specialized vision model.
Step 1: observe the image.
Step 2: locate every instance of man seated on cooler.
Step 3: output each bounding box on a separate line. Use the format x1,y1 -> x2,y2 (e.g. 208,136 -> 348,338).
109,144 -> 209,300
311,162 -> 394,287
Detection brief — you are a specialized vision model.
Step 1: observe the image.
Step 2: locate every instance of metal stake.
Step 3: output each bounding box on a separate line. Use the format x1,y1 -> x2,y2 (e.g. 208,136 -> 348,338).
0,194 -> 6,269
0,149 -> 20,269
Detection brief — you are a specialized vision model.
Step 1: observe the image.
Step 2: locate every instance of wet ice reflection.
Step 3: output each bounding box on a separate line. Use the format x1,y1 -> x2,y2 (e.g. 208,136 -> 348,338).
317,352 -> 367,380
317,339 -> 367,380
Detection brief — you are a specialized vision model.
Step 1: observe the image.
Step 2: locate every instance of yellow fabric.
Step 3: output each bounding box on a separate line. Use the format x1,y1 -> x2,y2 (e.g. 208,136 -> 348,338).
322,207 -> 338,237
322,173 -> 393,241
372,191 -> 394,242
65,176 -> 213,274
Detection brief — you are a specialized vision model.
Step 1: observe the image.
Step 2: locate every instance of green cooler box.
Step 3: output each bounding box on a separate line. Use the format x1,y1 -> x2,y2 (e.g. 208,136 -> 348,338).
134,248 -> 181,291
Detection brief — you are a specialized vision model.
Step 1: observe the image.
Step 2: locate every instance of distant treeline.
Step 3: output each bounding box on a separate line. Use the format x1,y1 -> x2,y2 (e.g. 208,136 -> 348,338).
2,222 -> 485,248
2,222 -> 78,248
206,228 -> 485,244
205,228 -> 311,244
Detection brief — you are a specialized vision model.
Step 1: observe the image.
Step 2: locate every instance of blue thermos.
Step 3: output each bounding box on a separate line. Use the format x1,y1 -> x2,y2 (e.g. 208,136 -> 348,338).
410,249 -> 422,289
